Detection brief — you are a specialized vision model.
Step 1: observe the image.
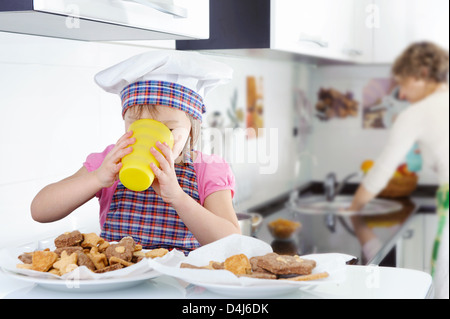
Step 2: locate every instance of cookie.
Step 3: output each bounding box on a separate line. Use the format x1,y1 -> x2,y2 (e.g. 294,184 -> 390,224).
54,230 -> 83,248
53,251 -> 78,275
54,246 -> 83,256
256,253 -> 316,275
224,254 -> 252,276
145,248 -> 169,259
250,254 -> 277,274
75,251 -> 96,271
18,252 -> 33,264
31,250 -> 58,272
94,263 -> 123,273
81,233 -> 104,248
105,243 -> 133,262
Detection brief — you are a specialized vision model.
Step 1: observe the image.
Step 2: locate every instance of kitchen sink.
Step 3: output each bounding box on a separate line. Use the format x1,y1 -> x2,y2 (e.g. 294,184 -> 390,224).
286,195 -> 403,216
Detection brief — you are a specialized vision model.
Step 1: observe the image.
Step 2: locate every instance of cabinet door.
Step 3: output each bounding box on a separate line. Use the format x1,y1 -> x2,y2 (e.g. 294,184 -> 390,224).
271,0 -> 369,62
408,0 -> 449,50
33,0 -> 209,39
372,0 -> 411,64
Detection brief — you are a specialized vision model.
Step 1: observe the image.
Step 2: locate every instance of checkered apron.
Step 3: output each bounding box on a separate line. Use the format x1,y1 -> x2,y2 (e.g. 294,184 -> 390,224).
100,159 -> 201,254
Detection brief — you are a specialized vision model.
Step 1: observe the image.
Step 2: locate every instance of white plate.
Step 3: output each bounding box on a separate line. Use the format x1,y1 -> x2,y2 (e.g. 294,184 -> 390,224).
188,281 -> 301,298
2,268 -> 160,293
0,234 -> 185,293
148,235 -> 353,298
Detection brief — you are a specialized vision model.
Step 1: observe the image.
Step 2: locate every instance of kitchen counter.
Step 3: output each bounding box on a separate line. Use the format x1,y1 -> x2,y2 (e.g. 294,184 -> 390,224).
0,265 -> 433,300
0,183 -> 436,301
252,183 -> 437,267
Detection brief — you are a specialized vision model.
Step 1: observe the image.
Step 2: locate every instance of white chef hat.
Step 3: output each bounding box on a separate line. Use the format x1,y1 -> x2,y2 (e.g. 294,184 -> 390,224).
94,50 -> 233,122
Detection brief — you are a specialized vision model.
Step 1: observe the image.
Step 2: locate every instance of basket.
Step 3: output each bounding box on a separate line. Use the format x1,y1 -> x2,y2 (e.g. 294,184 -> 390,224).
378,174 -> 419,198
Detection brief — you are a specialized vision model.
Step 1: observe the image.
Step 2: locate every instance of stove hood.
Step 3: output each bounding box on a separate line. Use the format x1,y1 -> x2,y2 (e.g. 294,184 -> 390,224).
0,0 -> 209,41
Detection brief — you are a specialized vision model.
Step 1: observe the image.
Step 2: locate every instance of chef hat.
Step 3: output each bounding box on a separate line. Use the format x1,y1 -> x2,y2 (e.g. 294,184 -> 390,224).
94,50 -> 233,122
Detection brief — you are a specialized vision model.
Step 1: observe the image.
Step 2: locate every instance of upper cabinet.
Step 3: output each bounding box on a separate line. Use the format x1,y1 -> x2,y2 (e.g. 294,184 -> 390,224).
372,0 -> 449,64
271,0 -> 373,63
177,0 -> 448,65
0,0 -> 209,41
177,0 -> 374,64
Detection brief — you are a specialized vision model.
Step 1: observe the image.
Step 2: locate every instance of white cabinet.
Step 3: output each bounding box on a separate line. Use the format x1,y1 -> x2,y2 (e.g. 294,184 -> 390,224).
372,0 -> 449,64
271,0 -> 373,63
396,214 -> 438,274
0,0 -> 209,41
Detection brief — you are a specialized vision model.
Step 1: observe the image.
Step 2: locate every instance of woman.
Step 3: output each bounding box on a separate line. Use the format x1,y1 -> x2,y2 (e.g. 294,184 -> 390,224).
350,42 -> 449,299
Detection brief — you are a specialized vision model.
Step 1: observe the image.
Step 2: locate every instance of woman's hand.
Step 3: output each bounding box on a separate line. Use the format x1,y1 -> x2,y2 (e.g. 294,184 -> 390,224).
150,141 -> 185,205
94,131 -> 135,188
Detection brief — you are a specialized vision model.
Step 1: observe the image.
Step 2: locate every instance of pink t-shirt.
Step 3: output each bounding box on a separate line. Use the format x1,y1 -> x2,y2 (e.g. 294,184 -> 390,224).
83,145 -> 235,227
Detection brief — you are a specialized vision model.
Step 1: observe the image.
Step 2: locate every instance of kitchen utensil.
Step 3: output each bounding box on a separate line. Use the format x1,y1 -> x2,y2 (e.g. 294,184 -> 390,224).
237,213 -> 253,236
120,119 -> 174,192
248,212 -> 263,236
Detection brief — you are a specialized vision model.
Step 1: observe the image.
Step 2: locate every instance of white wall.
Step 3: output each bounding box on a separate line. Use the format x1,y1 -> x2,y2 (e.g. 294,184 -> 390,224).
0,32 -> 313,247
310,65 -> 439,185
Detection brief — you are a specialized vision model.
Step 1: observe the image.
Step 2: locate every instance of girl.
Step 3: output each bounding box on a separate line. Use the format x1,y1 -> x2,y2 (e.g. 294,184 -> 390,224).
31,51 -> 241,254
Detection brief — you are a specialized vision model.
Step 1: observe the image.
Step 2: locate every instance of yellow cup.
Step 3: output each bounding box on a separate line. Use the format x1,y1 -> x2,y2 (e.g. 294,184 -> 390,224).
119,119 -> 174,192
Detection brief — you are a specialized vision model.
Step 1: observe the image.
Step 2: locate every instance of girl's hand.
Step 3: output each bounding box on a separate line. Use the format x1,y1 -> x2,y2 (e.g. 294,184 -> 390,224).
150,141 -> 185,205
94,131 -> 135,188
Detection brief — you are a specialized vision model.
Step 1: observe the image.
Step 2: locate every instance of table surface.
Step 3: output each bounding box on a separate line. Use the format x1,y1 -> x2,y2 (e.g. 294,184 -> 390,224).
0,264 -> 433,299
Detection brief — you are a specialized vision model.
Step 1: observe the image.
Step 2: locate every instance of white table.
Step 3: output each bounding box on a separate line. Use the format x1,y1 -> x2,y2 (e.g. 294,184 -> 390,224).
0,265 -> 433,299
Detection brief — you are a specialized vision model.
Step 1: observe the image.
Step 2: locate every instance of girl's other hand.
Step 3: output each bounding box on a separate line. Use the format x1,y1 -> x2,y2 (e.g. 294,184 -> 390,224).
94,131 -> 135,188
150,141 -> 185,205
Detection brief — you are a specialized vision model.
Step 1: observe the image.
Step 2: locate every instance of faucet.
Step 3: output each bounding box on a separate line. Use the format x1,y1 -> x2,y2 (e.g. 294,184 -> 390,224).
323,171 -> 362,233
324,171 -> 362,202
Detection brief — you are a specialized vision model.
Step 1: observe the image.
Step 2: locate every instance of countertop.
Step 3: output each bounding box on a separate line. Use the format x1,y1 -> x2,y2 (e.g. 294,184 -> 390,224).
252,183 -> 437,266
0,265 -> 433,300
0,183 -> 437,301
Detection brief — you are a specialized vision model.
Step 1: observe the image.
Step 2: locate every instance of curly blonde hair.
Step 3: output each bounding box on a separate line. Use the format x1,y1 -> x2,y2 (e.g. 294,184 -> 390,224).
392,42 -> 449,83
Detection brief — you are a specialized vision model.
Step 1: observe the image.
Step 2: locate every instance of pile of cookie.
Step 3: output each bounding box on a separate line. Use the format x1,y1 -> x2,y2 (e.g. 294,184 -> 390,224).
181,252 -> 329,282
16,230 -> 168,276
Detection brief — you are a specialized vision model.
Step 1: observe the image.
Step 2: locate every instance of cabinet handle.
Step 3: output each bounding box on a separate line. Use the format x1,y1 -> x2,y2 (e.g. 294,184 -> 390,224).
298,35 -> 329,48
343,48 -> 364,56
122,0 -> 188,18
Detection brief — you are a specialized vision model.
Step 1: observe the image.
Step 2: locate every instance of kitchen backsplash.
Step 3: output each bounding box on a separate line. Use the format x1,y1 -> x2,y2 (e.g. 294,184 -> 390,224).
0,32 -> 314,247
310,65 -> 439,185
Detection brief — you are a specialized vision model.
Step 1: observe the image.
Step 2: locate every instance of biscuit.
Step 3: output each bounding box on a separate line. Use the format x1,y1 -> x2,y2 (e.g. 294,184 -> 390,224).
250,254 -> 277,274
94,263 -> 123,273
31,251 -> 58,272
145,248 -> 169,259
282,272 -> 329,282
105,243 -> 133,262
87,247 -> 108,270
53,251 -> 78,275
238,272 -> 277,280
109,256 -> 134,267
224,254 -> 252,276
75,251 -> 96,271
81,233 -> 104,248
54,230 -> 83,248
54,246 -> 83,256
257,254 -> 316,275
18,252 -> 33,264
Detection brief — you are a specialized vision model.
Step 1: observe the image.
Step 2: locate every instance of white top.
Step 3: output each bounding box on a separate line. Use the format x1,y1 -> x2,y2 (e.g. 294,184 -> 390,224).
363,90 -> 450,194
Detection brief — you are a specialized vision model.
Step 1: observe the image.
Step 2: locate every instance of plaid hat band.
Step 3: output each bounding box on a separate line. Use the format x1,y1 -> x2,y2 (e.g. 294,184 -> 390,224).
121,80 -> 206,122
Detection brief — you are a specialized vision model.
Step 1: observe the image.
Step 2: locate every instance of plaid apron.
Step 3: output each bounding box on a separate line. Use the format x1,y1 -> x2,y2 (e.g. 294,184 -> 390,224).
100,159 -> 201,254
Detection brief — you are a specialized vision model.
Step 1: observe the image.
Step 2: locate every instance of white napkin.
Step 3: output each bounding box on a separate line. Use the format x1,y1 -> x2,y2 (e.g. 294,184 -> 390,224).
148,234 -> 352,287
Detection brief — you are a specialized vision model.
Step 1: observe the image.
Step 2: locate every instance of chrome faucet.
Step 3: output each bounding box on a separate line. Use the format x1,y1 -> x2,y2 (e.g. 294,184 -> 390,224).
323,171 -> 362,233
324,171 -> 362,202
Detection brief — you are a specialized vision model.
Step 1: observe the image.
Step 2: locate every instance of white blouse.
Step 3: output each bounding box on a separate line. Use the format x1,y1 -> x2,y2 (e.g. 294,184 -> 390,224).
363,90 -> 449,194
